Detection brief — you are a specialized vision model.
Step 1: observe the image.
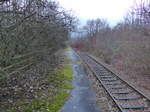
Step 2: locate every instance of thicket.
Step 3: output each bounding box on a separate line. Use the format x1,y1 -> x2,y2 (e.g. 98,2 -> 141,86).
0,0 -> 76,67
0,0 -> 76,111
72,0 -> 150,76
0,49 -> 73,112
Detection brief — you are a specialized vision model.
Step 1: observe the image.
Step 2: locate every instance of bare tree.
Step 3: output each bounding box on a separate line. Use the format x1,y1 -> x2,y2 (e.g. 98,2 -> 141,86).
0,0 -> 76,67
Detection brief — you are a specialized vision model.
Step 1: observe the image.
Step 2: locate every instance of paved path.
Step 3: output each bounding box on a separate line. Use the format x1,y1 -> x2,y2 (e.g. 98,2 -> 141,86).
60,50 -> 100,112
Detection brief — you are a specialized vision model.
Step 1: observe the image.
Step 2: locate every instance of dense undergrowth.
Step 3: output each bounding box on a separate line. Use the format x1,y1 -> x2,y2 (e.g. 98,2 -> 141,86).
0,0 -> 76,67
71,1 -> 150,78
72,22 -> 150,77
0,0 -> 76,111
0,49 -> 73,112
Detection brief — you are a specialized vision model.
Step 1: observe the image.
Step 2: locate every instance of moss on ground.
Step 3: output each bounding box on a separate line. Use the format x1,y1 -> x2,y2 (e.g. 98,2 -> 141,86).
1,50 -> 73,112
23,64 -> 73,112
74,61 -> 81,65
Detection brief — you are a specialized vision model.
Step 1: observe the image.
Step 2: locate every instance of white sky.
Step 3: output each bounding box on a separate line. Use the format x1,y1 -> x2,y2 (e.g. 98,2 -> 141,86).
57,0 -> 136,26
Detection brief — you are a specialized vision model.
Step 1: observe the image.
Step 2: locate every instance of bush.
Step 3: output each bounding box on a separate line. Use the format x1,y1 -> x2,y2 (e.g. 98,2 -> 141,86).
0,0 -> 76,67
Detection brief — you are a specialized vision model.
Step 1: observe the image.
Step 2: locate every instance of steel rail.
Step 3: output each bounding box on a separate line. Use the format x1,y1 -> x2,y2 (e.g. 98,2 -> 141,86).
76,51 -> 150,112
76,51 -> 124,111
87,54 -> 150,102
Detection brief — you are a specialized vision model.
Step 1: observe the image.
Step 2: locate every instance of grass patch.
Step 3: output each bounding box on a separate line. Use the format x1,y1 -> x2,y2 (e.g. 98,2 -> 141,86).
64,47 -> 71,51
6,52 -> 74,112
74,61 -> 81,65
18,91 -> 70,112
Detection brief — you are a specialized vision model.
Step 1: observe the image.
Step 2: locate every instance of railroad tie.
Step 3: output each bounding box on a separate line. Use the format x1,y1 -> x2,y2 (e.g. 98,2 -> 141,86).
108,85 -> 126,89
101,78 -> 117,81
121,105 -> 145,109
111,90 -> 132,94
115,96 -> 140,100
104,82 -> 121,85
100,76 -> 114,78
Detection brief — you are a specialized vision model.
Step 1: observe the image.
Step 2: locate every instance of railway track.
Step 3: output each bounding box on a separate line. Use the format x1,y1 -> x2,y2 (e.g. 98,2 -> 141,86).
78,51 -> 150,112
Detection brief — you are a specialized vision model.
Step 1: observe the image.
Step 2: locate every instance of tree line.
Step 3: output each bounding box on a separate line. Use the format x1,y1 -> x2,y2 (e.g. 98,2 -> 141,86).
0,0 -> 76,67
72,0 -> 150,75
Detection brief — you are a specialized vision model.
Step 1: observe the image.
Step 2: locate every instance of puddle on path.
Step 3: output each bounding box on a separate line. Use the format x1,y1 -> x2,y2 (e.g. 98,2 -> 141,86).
60,49 -> 100,112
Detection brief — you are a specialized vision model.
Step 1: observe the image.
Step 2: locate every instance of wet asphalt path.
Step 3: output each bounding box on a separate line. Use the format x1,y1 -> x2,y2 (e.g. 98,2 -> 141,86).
60,50 -> 100,112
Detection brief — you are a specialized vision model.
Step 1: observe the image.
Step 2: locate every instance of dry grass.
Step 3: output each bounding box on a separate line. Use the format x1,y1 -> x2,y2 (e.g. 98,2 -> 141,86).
72,24 -> 150,95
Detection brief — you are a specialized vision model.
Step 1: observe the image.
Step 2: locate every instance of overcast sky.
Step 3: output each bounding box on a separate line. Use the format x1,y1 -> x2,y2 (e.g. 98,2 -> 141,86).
57,0 -> 136,26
